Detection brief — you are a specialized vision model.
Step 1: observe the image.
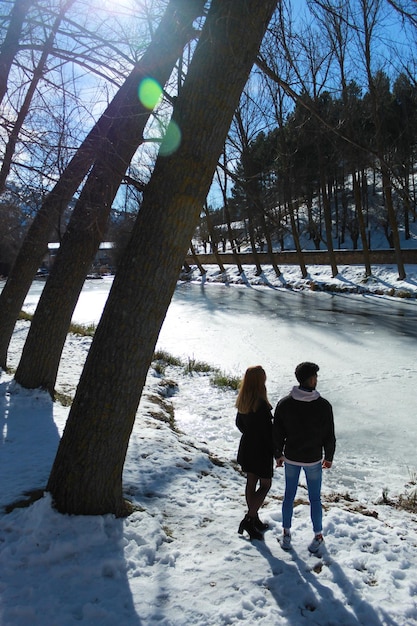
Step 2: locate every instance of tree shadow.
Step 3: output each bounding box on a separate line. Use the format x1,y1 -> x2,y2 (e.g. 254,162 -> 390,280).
0,378 -> 60,512
0,497 -> 143,624
0,377 -> 143,624
174,281 -> 417,341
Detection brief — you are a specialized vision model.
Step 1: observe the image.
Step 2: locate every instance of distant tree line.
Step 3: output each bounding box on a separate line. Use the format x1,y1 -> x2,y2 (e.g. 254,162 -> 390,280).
196,71 -> 417,266
194,0 -> 417,280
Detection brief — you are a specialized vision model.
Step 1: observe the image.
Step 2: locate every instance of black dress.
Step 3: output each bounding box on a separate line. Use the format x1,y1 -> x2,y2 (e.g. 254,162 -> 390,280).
236,399 -> 274,478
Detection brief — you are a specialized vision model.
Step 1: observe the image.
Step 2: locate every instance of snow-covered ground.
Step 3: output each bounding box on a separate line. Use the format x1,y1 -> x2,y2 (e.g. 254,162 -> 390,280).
1,264 -> 417,625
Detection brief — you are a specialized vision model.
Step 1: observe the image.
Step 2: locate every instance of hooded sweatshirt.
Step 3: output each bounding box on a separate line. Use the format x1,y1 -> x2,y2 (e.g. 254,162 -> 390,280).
273,386 -> 336,464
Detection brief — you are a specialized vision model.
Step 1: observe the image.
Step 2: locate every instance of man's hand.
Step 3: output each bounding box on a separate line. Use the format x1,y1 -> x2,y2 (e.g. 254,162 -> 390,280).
322,460 -> 332,469
275,456 -> 285,468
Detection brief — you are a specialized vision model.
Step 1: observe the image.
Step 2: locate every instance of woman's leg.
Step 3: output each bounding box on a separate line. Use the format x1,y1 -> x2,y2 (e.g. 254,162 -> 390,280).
282,463 -> 301,530
304,463 -> 323,534
245,473 -> 272,517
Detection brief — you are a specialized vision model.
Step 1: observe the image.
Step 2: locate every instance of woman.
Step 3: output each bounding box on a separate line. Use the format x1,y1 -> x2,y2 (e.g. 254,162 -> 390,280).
235,365 -> 274,541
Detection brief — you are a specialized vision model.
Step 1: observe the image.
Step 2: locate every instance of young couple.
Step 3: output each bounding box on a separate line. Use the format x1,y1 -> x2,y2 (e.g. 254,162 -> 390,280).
235,362 -> 336,553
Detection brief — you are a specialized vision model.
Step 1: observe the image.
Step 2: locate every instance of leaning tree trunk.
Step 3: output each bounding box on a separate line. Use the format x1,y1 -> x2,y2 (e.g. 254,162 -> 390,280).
46,0 -> 278,516
0,0 -> 203,372
14,0 -> 205,394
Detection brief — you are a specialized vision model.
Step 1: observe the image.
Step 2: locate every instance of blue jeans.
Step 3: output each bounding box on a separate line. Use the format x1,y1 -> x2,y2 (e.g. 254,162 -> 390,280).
282,462 -> 323,534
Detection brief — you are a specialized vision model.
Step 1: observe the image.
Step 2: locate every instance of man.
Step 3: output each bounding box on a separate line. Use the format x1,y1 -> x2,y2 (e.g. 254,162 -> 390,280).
273,362 -> 336,553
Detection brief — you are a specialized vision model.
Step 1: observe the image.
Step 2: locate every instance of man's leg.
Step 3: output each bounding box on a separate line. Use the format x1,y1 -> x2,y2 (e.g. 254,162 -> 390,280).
304,463 -> 323,534
282,463 -> 301,530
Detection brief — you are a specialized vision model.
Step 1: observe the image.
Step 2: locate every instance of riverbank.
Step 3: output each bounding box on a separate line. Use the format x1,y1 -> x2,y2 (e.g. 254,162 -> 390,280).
182,262 -> 417,299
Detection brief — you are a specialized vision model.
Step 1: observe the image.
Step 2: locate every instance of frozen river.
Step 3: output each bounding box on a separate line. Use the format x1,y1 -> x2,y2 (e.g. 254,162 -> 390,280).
159,283 -> 417,493
21,277 -> 417,498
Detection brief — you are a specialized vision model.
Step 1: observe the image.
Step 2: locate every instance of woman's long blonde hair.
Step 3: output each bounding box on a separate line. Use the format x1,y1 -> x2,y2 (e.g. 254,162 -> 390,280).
235,365 -> 270,414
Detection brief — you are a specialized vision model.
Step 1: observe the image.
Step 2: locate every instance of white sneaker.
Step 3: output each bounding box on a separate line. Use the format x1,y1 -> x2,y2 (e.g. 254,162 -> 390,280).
280,532 -> 292,551
308,533 -> 324,554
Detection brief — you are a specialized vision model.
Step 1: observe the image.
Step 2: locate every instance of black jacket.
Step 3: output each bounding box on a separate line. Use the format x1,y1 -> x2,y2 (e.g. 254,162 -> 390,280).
236,399 -> 274,478
273,387 -> 336,464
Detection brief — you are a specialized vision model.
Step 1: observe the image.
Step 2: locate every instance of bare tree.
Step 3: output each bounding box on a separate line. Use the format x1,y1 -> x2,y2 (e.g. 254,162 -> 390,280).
46,0 -> 278,517
13,0 -> 206,393
1,0 -> 146,194
215,154 -> 244,275
0,0 -> 76,194
385,0 -> 417,28
0,0 -> 34,104
355,0 -> 405,278
261,12 -> 308,277
0,0 -> 204,372
310,0 -> 373,275
202,202 -> 226,274
231,107 -> 265,276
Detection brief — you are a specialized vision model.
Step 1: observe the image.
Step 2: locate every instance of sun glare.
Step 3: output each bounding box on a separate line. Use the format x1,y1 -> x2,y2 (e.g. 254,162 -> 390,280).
138,78 -> 163,109
159,120 -> 181,156
98,0 -> 148,19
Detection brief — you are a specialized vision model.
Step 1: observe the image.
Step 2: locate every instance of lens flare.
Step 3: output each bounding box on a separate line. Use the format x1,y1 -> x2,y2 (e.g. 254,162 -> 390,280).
159,120 -> 181,156
138,78 -> 162,109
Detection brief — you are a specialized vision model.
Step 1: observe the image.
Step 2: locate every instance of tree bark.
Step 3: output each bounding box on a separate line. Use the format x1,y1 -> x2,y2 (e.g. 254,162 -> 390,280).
46,0 -> 278,516
13,0 -> 205,392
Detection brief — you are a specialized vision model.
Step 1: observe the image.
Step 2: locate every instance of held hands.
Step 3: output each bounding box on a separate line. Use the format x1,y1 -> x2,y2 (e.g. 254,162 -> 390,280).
275,456 -> 285,468
322,460 -> 332,469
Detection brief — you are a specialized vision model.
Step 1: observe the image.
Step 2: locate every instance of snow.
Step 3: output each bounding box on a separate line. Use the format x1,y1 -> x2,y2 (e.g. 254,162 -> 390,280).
1,264 -> 417,625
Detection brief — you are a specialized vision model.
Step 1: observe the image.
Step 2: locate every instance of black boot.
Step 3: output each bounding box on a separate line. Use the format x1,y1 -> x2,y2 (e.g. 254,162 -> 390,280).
253,514 -> 269,532
238,515 -> 263,540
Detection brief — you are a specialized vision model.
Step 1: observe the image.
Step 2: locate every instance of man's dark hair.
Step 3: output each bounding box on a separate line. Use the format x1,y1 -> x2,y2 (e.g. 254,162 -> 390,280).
295,362 -> 319,384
